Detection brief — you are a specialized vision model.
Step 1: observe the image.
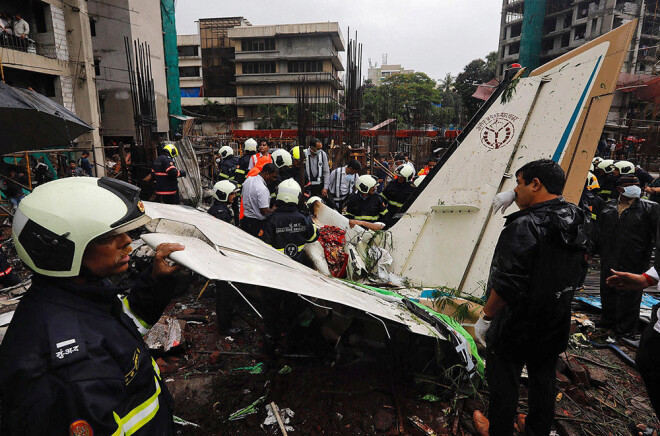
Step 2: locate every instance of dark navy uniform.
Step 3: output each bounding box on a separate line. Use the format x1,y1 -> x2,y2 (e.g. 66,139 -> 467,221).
344,193 -> 388,223
151,154 -> 185,204
208,200 -> 234,224
259,204 -> 318,263
0,245 -> 19,287
235,152 -> 256,185
597,172 -> 615,202
0,268 -> 177,435
219,156 -> 239,181
381,180 -> 415,219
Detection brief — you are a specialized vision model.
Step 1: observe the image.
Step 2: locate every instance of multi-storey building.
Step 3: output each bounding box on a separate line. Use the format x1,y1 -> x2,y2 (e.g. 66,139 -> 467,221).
497,0 -> 659,125
87,0 -> 170,146
367,64 -> 414,86
0,0 -> 103,167
229,22 -> 345,121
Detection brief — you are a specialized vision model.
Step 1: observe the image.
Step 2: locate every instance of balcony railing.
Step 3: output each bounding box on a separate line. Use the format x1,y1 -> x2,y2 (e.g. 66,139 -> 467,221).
0,33 -> 57,59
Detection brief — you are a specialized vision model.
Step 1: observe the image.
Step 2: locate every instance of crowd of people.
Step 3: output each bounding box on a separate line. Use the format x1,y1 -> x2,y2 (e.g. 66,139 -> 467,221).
0,12 -> 31,50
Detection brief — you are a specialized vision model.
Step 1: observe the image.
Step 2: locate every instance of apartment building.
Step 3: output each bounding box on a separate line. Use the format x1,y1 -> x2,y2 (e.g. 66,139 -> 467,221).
229,22 -> 345,120
0,0 -> 103,166
367,64 -> 414,86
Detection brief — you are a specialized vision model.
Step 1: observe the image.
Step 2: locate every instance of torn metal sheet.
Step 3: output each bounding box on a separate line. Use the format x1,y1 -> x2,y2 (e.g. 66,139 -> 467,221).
140,201 -> 482,376
0,311 -> 14,327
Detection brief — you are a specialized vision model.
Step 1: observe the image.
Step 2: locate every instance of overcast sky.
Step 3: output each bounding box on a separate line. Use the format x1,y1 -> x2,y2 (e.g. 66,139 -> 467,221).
175,0 -> 502,82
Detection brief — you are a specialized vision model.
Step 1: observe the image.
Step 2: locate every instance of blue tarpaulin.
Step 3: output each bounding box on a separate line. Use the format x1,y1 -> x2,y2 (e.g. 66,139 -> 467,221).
180,87 -> 201,98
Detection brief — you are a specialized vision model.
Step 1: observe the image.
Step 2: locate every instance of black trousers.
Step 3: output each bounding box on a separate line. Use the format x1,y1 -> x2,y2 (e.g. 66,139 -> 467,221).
600,268 -> 642,335
240,216 -> 263,237
158,192 -> 179,204
486,349 -> 557,436
215,281 -> 240,332
636,313 -> 660,417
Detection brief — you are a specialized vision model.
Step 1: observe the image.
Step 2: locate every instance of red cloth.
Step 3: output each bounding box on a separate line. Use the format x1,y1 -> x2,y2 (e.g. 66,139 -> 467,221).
317,226 -> 348,278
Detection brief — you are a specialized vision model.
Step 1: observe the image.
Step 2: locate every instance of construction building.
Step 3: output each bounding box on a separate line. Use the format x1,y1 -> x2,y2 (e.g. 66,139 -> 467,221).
497,0 -> 660,128
367,63 -> 414,86
229,22 -> 345,123
0,0 -> 103,169
87,0 -> 171,147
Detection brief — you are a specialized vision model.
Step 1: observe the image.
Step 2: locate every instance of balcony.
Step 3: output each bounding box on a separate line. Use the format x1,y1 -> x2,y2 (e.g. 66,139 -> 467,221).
1,34 -> 57,59
236,72 -> 343,89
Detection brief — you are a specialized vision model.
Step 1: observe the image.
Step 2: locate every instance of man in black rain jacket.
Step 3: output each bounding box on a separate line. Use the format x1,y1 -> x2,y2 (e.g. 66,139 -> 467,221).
473,160 -> 589,436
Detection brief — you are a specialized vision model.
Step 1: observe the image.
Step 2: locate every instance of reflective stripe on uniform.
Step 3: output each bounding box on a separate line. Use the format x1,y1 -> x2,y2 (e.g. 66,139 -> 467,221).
600,190 -> 611,194
591,213 -> 597,220
120,297 -> 151,335
235,169 -> 245,174
275,244 -> 306,253
151,357 -> 161,379
153,172 -> 168,176
307,226 -> 318,242
0,266 -> 12,277
381,193 -> 403,208
353,215 -> 379,221
155,190 -> 177,195
111,377 -> 161,436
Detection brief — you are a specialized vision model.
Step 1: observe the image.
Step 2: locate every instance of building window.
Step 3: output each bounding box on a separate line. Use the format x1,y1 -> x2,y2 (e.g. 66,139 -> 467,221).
288,60 -> 323,73
241,38 -> 276,51
243,85 -> 278,96
94,58 -> 101,76
179,66 -> 201,77
90,18 -> 96,37
178,45 -> 199,57
242,62 -> 276,74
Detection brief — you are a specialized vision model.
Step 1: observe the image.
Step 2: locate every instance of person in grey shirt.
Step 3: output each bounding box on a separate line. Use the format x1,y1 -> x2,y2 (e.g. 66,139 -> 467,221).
240,163 -> 278,237
304,138 -> 330,199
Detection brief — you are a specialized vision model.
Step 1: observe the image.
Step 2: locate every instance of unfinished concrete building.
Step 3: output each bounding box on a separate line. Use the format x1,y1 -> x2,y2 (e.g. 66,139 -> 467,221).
498,0 -> 660,126
229,22 -> 345,122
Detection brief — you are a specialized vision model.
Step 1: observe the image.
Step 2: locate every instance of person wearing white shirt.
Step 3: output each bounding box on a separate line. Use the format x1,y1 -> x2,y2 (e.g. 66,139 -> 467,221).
12,14 -> 28,39
328,159 -> 361,212
304,138 -> 330,198
240,163 -> 278,236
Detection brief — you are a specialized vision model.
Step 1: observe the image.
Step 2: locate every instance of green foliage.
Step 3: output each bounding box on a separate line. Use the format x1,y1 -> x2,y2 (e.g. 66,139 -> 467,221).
363,72 -> 445,129
188,98 -> 236,118
454,51 -> 498,122
257,104 -> 289,129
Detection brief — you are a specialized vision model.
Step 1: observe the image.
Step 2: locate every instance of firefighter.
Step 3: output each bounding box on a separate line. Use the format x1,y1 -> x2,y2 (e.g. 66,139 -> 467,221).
0,177 -> 184,435
381,164 -> 416,222
290,146 -> 312,199
209,180 -> 239,225
579,172 -> 605,252
259,179 -> 318,263
152,143 -> 186,204
594,159 -> 615,202
344,175 -> 388,223
235,138 -> 257,185
217,145 -> 239,181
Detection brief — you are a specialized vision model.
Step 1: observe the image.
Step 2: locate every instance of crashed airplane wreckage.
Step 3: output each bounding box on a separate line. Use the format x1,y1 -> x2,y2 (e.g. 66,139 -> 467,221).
139,21 -> 635,381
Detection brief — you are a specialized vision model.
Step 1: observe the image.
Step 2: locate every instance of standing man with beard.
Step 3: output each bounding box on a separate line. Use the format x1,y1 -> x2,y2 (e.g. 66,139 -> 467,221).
473,160 -> 589,436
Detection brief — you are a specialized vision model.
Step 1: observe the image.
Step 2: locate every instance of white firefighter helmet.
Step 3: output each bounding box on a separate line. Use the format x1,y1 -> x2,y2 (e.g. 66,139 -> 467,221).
592,157 -> 603,165
218,145 -> 233,159
213,180 -> 239,202
597,159 -> 614,173
276,178 -> 302,204
271,149 -> 293,169
414,175 -> 426,187
12,177 -> 151,277
356,175 -> 378,194
613,160 -> 634,175
163,143 -> 178,157
244,138 -> 258,152
396,164 -> 415,182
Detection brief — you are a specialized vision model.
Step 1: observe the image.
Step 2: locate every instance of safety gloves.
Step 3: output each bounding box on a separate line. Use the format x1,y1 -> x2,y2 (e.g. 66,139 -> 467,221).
492,190 -> 515,214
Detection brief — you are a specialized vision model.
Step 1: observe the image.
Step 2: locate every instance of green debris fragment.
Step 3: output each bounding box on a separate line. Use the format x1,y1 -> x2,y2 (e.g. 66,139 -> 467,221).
228,395 -> 266,421
421,394 -> 441,402
173,415 -> 201,428
278,365 -> 292,375
231,362 -> 264,374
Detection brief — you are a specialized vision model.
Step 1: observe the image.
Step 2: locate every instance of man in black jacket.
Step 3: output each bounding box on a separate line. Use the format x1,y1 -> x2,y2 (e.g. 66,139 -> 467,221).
151,143 -> 186,204
597,175 -> 660,336
473,160 -> 588,436
0,177 -> 184,435
235,138 -> 258,185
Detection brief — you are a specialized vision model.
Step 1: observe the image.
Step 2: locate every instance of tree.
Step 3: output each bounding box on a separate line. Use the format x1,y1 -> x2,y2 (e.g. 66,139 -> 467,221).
454,51 -> 498,123
362,72 -> 442,128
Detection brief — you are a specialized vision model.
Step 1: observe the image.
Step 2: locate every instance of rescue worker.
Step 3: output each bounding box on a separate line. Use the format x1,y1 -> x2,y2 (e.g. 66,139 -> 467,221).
381,164 -> 416,223
634,162 -> 654,190
304,138 -> 330,199
259,179 -> 318,263
597,175 -> 660,336
374,153 -> 390,192
344,175 -> 388,223
217,145 -> 239,181
271,149 -> 294,180
235,138 -> 257,185
209,180 -> 239,225
152,143 -> 186,204
579,171 -> 605,254
594,159 -> 615,202
403,153 -> 415,173
473,159 -> 589,436
290,146 -> 312,198
0,177 -> 184,435
240,163 -> 278,237
67,160 -> 85,177
418,159 -> 435,176
248,139 -> 272,170
328,159 -> 361,213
